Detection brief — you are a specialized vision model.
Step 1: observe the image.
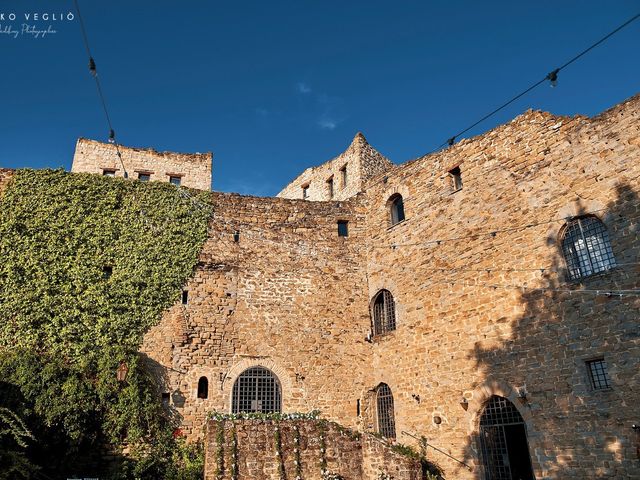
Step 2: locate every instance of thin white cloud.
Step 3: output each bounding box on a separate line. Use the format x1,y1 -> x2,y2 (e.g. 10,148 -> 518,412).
318,118 -> 338,130
296,82 -> 312,94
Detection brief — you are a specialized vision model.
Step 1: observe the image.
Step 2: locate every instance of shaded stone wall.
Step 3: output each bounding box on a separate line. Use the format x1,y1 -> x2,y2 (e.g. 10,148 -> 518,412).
278,133 -> 393,201
71,137 -> 212,190
203,419 -> 422,480
360,94 -> 640,478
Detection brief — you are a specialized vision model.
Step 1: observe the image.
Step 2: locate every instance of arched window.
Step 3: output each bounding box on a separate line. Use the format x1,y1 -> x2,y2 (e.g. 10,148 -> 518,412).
197,376 -> 208,399
376,383 -> 396,439
371,289 -> 396,335
561,216 -> 616,280
479,396 -> 534,480
388,194 -> 405,226
232,367 -> 281,414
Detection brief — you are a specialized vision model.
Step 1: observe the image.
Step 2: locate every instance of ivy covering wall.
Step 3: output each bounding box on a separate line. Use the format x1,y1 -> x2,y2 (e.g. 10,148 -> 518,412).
0,169 -> 212,478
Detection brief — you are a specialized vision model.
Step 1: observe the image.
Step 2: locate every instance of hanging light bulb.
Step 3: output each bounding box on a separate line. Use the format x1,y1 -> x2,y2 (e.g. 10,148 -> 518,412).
546,69 -> 559,87
108,129 -> 115,144
88,56 -> 97,77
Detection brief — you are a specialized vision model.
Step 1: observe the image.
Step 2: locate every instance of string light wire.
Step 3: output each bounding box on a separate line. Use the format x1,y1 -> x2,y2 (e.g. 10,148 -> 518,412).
73,0 -> 128,178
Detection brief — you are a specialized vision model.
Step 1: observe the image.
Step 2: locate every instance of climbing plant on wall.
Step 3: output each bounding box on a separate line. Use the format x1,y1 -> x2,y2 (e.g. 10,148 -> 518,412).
0,169 -> 211,478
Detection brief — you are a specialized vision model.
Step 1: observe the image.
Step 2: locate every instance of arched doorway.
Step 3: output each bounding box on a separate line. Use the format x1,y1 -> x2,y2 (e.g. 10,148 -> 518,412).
231,366 -> 281,413
479,395 -> 535,480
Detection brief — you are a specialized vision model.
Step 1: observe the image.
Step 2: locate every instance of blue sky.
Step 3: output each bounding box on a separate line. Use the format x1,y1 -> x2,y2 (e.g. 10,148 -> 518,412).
1,1 -> 638,196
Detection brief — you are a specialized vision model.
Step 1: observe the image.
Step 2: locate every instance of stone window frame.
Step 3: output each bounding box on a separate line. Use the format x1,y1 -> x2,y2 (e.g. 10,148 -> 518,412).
327,176 -> 334,199
387,193 -> 406,227
340,164 -> 348,189
102,168 -> 117,177
301,183 -> 310,199
559,214 -> 616,281
136,170 -> 153,182
370,289 -> 397,337
375,383 -> 396,439
197,376 -> 209,399
337,220 -> 349,237
167,173 -> 184,186
448,165 -> 463,193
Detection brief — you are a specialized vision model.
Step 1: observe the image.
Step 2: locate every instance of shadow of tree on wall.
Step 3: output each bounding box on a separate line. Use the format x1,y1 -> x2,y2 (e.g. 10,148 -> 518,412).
459,182 -> 640,479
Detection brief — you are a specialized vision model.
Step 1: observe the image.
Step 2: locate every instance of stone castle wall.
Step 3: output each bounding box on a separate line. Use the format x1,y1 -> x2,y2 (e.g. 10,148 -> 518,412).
278,133 -> 393,201
0,168 -> 14,197
203,419 -> 423,480
142,93 -> 640,479
71,138 -> 212,191
141,192 -> 373,436
359,94 -> 640,478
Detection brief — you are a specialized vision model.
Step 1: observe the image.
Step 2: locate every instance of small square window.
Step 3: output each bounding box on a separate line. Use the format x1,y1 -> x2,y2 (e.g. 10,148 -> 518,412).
102,169 -> 116,177
169,176 -> 181,186
327,177 -> 334,199
587,358 -> 611,390
138,173 -> 151,182
338,220 -> 348,237
449,166 -> 463,192
302,184 -> 309,199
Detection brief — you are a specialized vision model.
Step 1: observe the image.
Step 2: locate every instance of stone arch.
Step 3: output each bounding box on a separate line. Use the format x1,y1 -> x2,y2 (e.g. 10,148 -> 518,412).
463,379 -> 538,476
222,357 -> 293,413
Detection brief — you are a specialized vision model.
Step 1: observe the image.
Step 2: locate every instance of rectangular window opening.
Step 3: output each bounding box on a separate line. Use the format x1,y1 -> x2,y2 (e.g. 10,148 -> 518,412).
302,184 -> 309,199
161,392 -> 170,405
338,220 -> 349,237
356,398 -> 361,416
169,176 -> 182,186
138,172 -> 151,182
587,358 -> 611,390
102,169 -> 116,177
340,165 -> 348,188
327,177 -> 334,199
181,290 -> 189,305
449,166 -> 463,192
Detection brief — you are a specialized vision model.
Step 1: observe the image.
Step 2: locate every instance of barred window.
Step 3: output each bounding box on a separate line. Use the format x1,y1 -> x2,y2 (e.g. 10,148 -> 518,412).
197,376 -> 208,399
561,216 -> 616,280
372,289 -> 396,335
376,383 -> 396,439
232,367 -> 281,414
388,194 -> 405,226
587,359 -> 611,390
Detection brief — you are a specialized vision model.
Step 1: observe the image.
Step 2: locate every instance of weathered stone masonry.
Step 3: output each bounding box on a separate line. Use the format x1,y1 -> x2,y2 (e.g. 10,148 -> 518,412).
3,93 -> 638,479
144,94 -> 639,479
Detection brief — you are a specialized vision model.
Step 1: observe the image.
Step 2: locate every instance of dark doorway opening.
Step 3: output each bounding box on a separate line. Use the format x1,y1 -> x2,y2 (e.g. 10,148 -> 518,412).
479,395 -> 535,480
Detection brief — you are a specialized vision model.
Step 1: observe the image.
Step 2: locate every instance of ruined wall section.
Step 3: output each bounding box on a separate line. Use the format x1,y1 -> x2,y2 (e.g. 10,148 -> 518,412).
204,419 -> 422,480
278,133 -> 393,201
71,138 -> 212,191
142,193 -> 372,438
360,94 -> 640,478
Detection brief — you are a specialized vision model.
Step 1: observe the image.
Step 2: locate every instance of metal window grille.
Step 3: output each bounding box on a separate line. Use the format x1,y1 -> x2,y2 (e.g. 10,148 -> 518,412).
232,367 -> 281,414
561,216 -> 616,280
197,376 -> 208,399
587,359 -> 611,390
376,383 -> 396,439
372,290 -> 396,335
479,396 -> 528,480
390,195 -> 405,225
